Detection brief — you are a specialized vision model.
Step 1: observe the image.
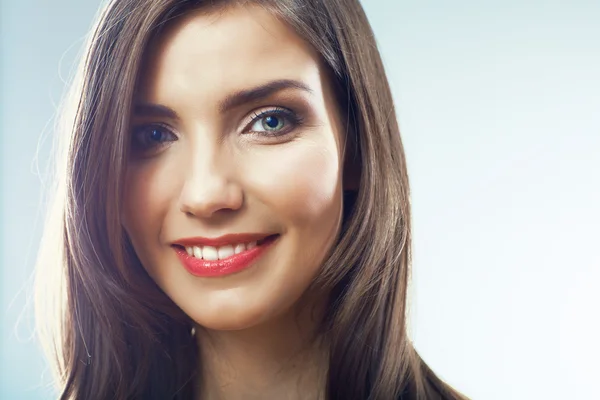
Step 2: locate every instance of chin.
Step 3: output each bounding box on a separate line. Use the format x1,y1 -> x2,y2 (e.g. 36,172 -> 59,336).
190,305 -> 275,332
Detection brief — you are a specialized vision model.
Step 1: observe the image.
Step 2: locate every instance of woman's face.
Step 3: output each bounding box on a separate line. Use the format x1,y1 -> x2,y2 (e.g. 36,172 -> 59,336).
123,5 -> 346,330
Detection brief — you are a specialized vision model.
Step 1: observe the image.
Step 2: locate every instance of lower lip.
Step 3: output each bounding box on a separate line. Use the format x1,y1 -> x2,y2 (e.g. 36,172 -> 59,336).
173,236 -> 278,277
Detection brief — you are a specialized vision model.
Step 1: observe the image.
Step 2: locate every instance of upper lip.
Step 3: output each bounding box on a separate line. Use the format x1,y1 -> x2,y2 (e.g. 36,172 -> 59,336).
172,233 -> 274,247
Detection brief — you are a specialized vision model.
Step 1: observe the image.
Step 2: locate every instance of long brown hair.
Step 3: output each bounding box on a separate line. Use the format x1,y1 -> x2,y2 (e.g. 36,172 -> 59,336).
35,0 -> 467,399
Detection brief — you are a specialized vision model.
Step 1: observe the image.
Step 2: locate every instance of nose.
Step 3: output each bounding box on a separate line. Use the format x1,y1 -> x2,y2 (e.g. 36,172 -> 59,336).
178,147 -> 243,219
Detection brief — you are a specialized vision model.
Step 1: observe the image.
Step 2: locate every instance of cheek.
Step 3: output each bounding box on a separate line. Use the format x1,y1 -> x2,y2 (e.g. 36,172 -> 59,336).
245,136 -> 342,227
122,162 -> 178,252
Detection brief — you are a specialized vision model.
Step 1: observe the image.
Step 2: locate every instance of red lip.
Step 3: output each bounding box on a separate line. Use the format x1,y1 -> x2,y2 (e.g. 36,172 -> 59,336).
173,234 -> 279,277
173,233 -> 272,247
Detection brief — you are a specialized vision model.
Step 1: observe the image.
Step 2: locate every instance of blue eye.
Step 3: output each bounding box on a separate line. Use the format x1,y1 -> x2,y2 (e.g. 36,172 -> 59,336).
131,124 -> 178,154
261,115 -> 284,131
247,107 -> 302,136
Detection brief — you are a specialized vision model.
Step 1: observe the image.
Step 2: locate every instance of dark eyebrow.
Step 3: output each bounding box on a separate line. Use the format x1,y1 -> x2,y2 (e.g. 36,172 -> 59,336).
133,79 -> 313,119
132,103 -> 179,119
218,79 -> 313,113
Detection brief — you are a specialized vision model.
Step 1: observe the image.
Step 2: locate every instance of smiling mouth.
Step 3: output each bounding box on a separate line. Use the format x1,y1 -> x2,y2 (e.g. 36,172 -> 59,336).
173,234 -> 276,261
172,234 -> 279,277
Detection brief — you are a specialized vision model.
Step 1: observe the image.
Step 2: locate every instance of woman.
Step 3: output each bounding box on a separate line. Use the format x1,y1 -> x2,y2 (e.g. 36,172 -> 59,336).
35,0 -> 467,399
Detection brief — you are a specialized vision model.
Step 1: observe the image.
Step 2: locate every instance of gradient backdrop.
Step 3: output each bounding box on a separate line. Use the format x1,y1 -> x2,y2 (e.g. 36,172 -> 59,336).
1,0 -> 599,399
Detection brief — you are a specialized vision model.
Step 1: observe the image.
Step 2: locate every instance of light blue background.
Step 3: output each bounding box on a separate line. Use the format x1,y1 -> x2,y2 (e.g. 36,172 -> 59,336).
2,0 -> 599,399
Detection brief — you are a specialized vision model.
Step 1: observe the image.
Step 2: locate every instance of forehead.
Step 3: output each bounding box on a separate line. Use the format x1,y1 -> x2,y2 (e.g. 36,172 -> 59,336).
137,5 -> 325,104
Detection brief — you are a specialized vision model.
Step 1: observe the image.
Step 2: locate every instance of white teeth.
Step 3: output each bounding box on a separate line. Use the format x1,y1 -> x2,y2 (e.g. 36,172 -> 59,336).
234,243 -> 246,254
193,246 -> 202,258
183,239 -> 265,260
202,246 -> 218,261
217,245 -> 234,260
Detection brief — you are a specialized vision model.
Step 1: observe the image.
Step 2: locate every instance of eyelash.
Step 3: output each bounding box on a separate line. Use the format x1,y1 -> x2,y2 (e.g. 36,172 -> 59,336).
244,107 -> 304,137
130,107 -> 304,154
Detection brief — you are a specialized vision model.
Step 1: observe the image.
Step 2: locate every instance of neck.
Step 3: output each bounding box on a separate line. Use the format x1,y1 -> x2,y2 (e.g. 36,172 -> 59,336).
195,299 -> 328,400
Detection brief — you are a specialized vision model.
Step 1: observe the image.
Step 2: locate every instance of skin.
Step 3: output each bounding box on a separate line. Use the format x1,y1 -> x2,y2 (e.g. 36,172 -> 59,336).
122,5 -> 349,399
